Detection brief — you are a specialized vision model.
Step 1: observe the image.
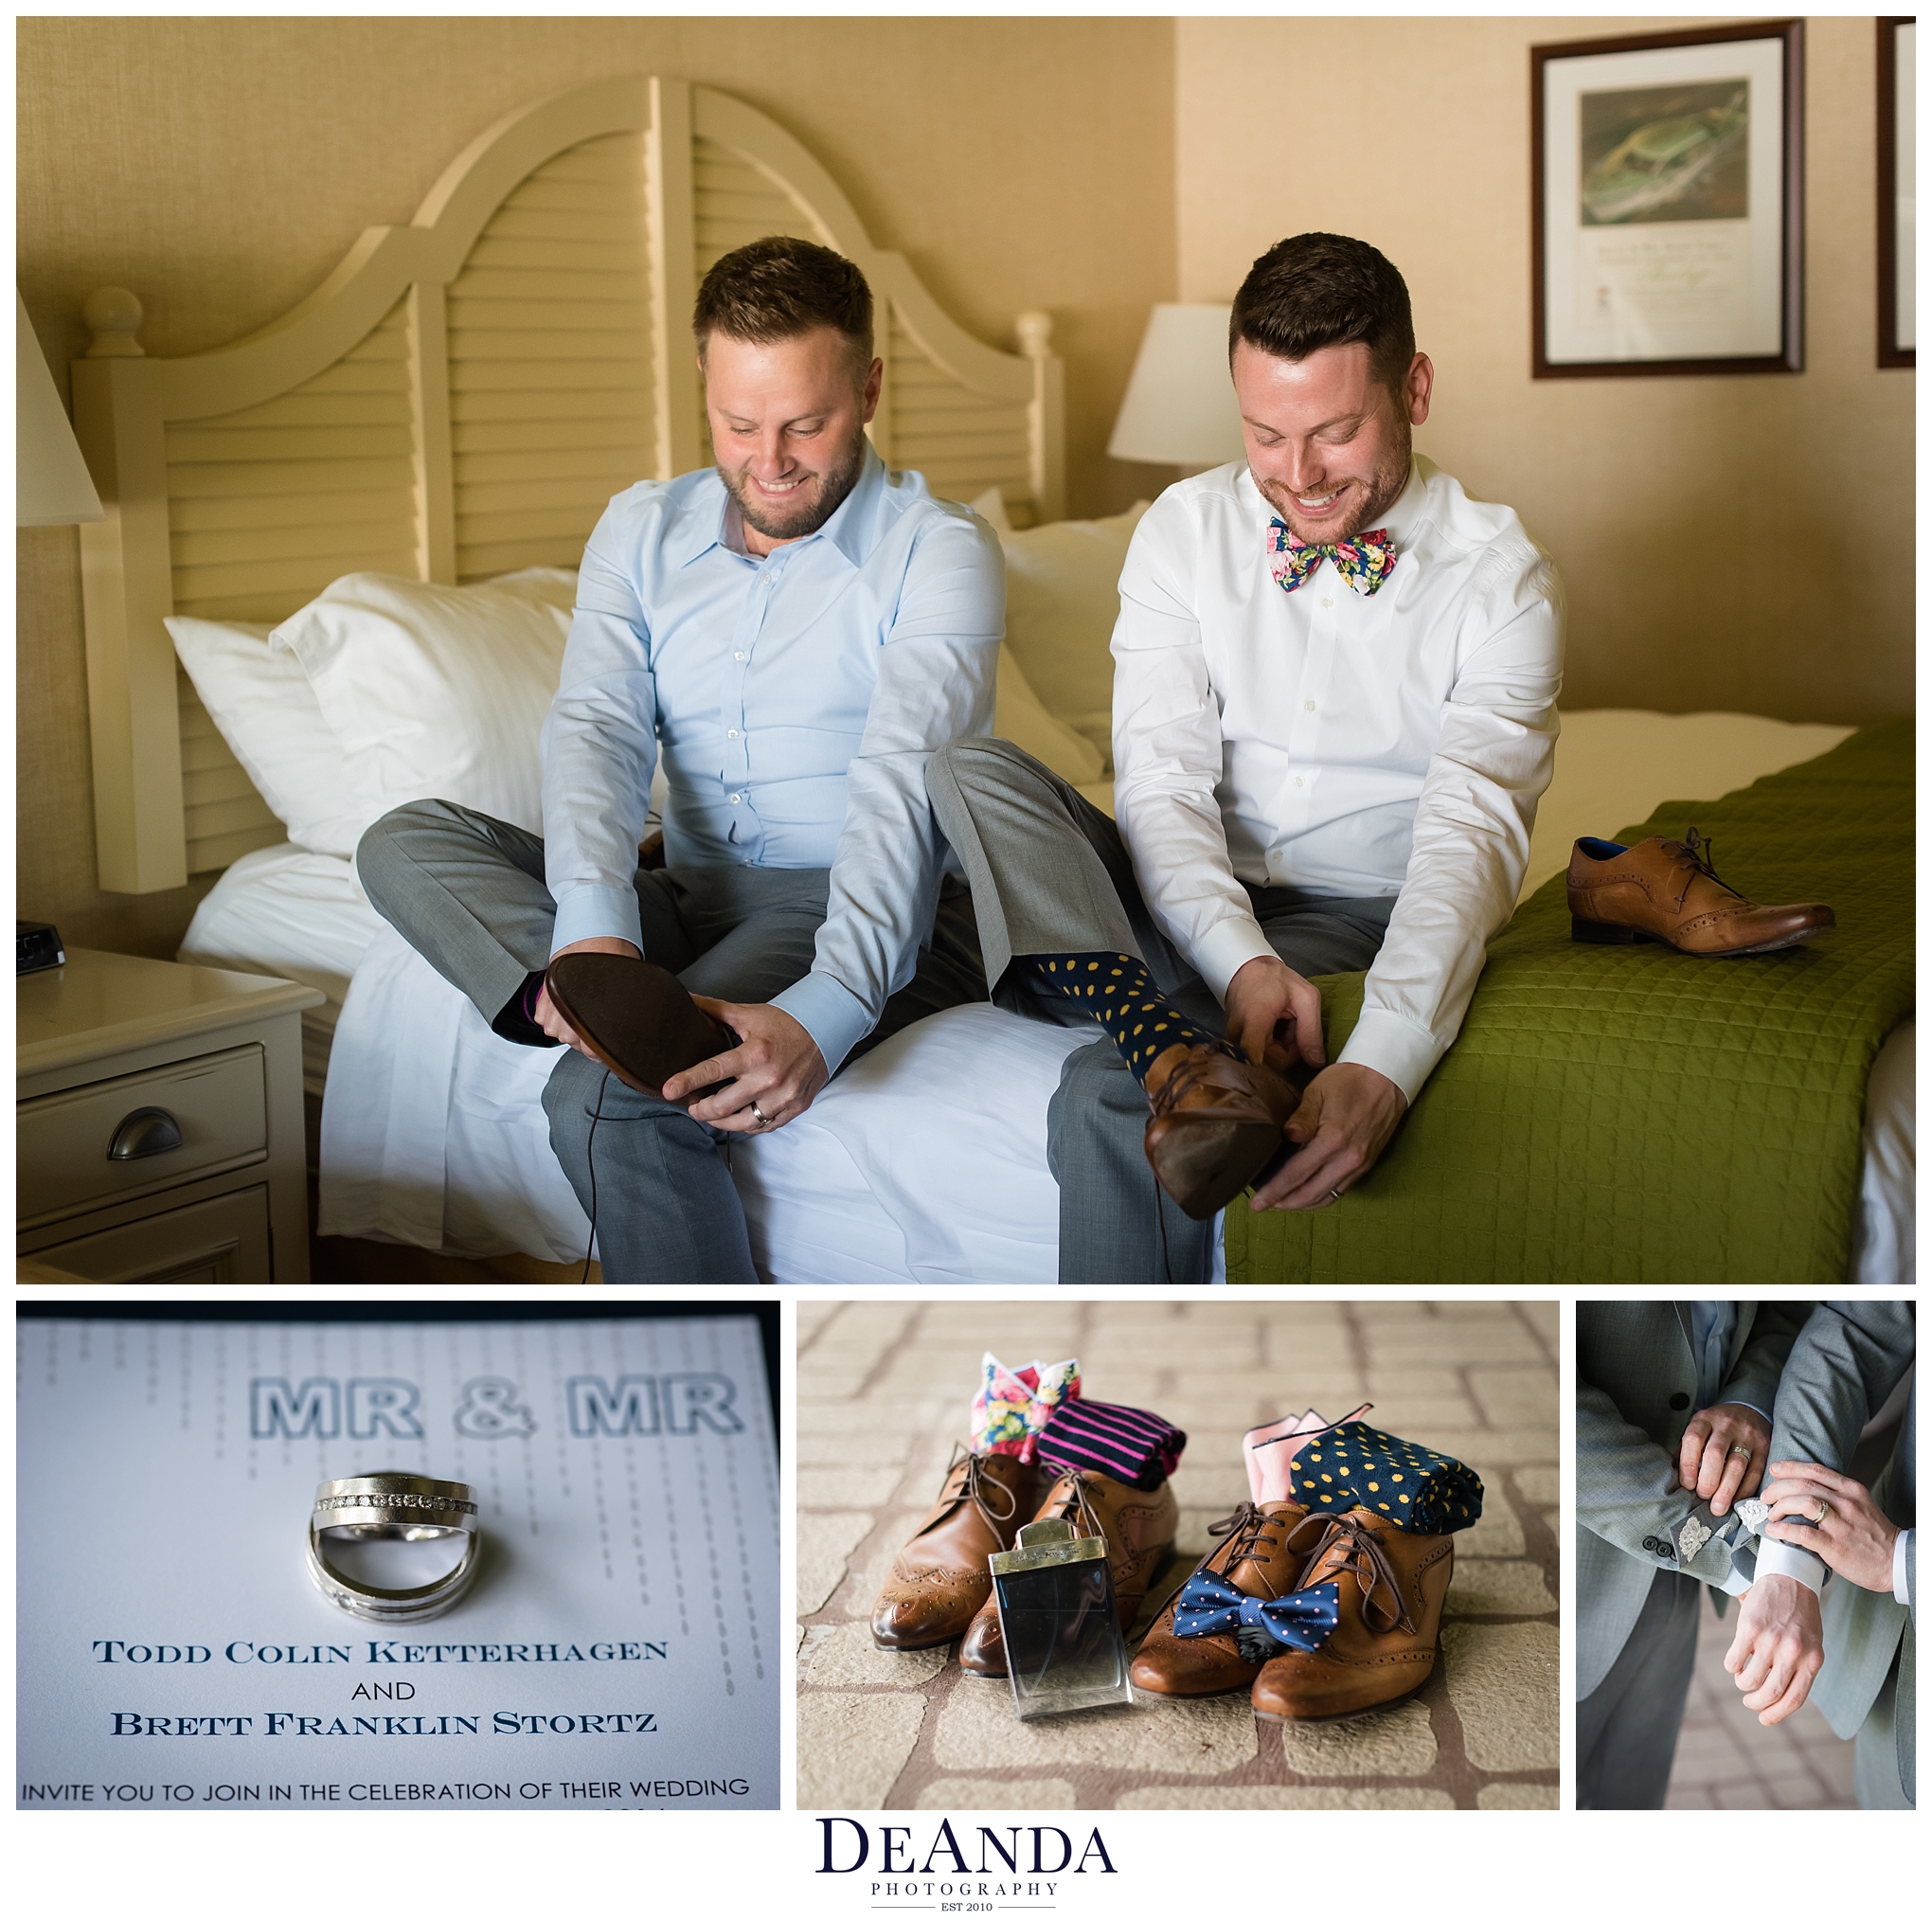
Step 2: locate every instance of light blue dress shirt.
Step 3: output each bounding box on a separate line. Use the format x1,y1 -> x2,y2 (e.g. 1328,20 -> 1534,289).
539,445 -> 1004,1074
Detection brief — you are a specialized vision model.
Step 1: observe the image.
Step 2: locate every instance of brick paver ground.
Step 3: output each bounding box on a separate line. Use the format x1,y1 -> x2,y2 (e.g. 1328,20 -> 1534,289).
796,1300 -> 1558,1810
1663,1592 -> 1858,1808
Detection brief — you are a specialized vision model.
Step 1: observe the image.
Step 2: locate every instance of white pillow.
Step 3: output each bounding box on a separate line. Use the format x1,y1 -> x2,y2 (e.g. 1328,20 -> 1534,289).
993,643 -> 1104,785
165,617 -> 369,857
993,502 -> 1150,756
270,573 -> 572,835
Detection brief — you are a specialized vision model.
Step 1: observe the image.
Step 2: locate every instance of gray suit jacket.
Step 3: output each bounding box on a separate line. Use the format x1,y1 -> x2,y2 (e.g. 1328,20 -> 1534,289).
1577,1302 -> 1810,1701
1767,1302 -> 1915,1800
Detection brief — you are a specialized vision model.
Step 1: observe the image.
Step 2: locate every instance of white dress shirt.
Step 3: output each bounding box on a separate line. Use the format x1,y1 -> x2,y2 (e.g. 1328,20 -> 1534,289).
1109,456 -> 1565,1101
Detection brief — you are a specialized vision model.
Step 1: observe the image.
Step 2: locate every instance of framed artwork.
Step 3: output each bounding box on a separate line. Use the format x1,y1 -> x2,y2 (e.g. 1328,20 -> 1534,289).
1531,20 -> 1804,377
1878,17 -> 1915,368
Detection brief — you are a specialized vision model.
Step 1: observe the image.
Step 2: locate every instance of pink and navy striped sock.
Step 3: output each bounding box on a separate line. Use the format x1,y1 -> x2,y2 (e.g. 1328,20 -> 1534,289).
1036,1396 -> 1188,1492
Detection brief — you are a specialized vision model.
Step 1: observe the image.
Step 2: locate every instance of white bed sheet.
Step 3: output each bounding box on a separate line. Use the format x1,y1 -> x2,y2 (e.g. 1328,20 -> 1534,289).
320,927 -> 1104,1284
176,842 -> 390,1097
203,711 -> 1905,1284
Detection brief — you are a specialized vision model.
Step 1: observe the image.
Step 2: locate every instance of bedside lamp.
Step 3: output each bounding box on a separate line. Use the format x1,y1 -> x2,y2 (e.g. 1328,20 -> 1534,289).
17,289 -> 103,527
1107,303 -> 1246,469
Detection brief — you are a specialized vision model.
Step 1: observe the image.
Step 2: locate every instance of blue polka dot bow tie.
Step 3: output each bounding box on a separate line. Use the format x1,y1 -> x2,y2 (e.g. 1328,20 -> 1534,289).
1171,1571 -> 1342,1662
1267,519 -> 1397,597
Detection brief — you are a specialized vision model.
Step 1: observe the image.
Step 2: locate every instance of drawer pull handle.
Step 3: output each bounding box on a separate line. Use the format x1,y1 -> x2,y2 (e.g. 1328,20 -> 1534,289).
107,1106 -> 185,1161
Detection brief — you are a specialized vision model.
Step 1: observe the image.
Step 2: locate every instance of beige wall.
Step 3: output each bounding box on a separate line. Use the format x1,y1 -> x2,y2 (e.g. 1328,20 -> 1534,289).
1177,14 -> 1914,723
17,14 -> 1175,954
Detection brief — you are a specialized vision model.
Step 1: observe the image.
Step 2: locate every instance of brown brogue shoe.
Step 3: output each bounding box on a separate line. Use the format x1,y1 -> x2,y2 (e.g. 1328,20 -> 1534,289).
1249,1508 -> 1454,1720
871,1449 -> 1046,1650
1129,1499 -> 1312,1697
1566,829 -> 1834,958
543,951 -> 737,1101
1143,1043 -> 1300,1220
958,1468 -> 1179,1678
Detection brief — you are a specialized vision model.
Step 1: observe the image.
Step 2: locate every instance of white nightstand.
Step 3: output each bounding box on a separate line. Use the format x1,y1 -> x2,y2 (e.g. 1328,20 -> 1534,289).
17,948 -> 324,1284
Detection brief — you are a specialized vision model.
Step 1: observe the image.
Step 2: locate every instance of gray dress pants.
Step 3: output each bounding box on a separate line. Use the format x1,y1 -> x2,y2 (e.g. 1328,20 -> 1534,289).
1576,1567 -> 1703,1808
926,738 -> 1393,1285
356,799 -> 984,1284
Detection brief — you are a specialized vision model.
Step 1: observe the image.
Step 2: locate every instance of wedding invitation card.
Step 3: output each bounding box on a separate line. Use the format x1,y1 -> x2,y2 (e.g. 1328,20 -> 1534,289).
17,1314 -> 778,1810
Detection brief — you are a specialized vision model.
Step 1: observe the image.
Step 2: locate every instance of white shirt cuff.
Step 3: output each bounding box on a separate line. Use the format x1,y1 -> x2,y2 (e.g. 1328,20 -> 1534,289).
1191,913 -> 1279,1004
1719,1563 -> 1755,1598
769,970 -> 872,1079
1894,1528 -> 1913,1607
1753,1536 -> 1828,1596
550,883 -> 644,958
1335,1007 -> 1440,1106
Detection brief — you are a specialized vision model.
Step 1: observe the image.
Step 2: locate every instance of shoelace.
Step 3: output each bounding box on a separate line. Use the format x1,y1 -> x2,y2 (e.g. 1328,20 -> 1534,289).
1665,826 -> 1745,911
1046,1470 -> 1109,1546
921,1444 -> 1022,1540
1205,1502 -> 1292,1585
1286,1511 -> 1415,1636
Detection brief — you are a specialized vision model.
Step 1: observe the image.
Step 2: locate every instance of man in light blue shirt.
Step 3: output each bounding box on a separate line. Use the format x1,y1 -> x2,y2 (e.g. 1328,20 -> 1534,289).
359,238 -> 1003,1283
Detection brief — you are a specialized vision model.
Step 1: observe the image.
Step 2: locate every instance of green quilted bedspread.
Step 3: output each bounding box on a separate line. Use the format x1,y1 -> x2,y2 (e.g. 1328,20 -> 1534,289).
1225,719 -> 1914,1284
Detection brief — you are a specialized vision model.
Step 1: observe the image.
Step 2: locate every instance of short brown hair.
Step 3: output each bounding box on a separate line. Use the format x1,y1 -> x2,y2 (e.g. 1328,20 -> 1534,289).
1229,234 -> 1414,394
692,236 -> 874,371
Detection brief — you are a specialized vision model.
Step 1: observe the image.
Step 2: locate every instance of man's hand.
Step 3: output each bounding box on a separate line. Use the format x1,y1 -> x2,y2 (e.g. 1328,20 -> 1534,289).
1762,1460 -> 1900,1594
1676,1402 -> 1771,1517
1223,953 -> 1324,1073
663,998 -> 829,1133
1249,1063 -> 1406,1211
1723,1572 -> 1823,1724
534,937 -> 641,1051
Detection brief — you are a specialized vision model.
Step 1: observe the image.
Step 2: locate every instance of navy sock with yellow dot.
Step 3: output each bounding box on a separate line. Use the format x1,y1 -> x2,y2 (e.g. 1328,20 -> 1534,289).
1026,953 -> 1225,1086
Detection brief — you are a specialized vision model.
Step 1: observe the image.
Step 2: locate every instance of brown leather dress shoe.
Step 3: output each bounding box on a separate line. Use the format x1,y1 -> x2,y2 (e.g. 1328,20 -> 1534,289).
1566,829 -> 1834,958
1129,1499 -> 1312,1697
1143,1043 -> 1300,1220
958,1467 -> 1179,1677
542,951 -> 737,1101
1249,1508 -> 1454,1720
871,1449 -> 1046,1650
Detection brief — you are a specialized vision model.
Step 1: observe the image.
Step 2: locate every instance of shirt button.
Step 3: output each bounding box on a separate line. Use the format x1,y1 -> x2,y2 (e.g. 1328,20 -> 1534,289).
1294,776 -> 1304,788
734,651 -> 747,662
727,728 -> 740,740
1304,701 -> 1316,712
728,793 -> 742,804
1322,597 -> 1333,608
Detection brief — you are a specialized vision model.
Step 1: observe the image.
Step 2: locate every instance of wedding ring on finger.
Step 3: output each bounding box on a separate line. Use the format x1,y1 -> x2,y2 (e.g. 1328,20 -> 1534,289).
749,1100 -> 773,1129
309,1474 -> 481,1624
1812,1499 -> 1830,1525
1728,1445 -> 1752,1462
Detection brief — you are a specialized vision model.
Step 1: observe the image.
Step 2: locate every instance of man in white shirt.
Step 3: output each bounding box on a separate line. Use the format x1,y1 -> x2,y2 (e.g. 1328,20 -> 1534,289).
927,233 -> 1565,1282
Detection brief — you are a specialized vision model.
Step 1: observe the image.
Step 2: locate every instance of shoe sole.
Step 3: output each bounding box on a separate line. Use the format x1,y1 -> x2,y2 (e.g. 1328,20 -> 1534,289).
1145,1119 -> 1287,1219
543,953 -> 735,1101
1570,915 -> 1832,959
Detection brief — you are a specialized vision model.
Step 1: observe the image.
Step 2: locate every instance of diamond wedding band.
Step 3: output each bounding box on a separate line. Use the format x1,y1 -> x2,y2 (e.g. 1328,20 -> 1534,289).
1728,1445 -> 1751,1461
308,1473 -> 481,1623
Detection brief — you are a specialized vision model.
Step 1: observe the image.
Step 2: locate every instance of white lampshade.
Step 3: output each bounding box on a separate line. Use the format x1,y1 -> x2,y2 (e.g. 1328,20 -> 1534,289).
1107,303 -> 1246,466
18,291 -> 103,526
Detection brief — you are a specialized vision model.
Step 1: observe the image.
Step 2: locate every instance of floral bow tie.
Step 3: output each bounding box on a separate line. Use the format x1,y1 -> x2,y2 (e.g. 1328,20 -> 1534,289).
1172,1571 -> 1342,1661
1267,519 -> 1397,597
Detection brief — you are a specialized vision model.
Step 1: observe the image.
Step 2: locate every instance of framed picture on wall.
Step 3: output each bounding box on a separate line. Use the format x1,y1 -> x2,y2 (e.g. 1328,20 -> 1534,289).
1878,17 -> 1915,368
1531,19 -> 1803,377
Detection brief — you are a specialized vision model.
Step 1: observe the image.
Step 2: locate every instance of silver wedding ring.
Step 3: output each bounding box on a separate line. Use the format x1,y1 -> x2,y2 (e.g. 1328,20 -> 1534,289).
1728,1445 -> 1752,1461
1330,1189 -> 1343,1202
308,1473 -> 481,1624
750,1100 -> 773,1129
1812,1499 -> 1830,1525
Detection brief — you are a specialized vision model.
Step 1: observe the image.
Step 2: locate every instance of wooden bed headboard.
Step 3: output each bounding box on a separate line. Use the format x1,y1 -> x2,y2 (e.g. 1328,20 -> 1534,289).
72,75 -> 1067,893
